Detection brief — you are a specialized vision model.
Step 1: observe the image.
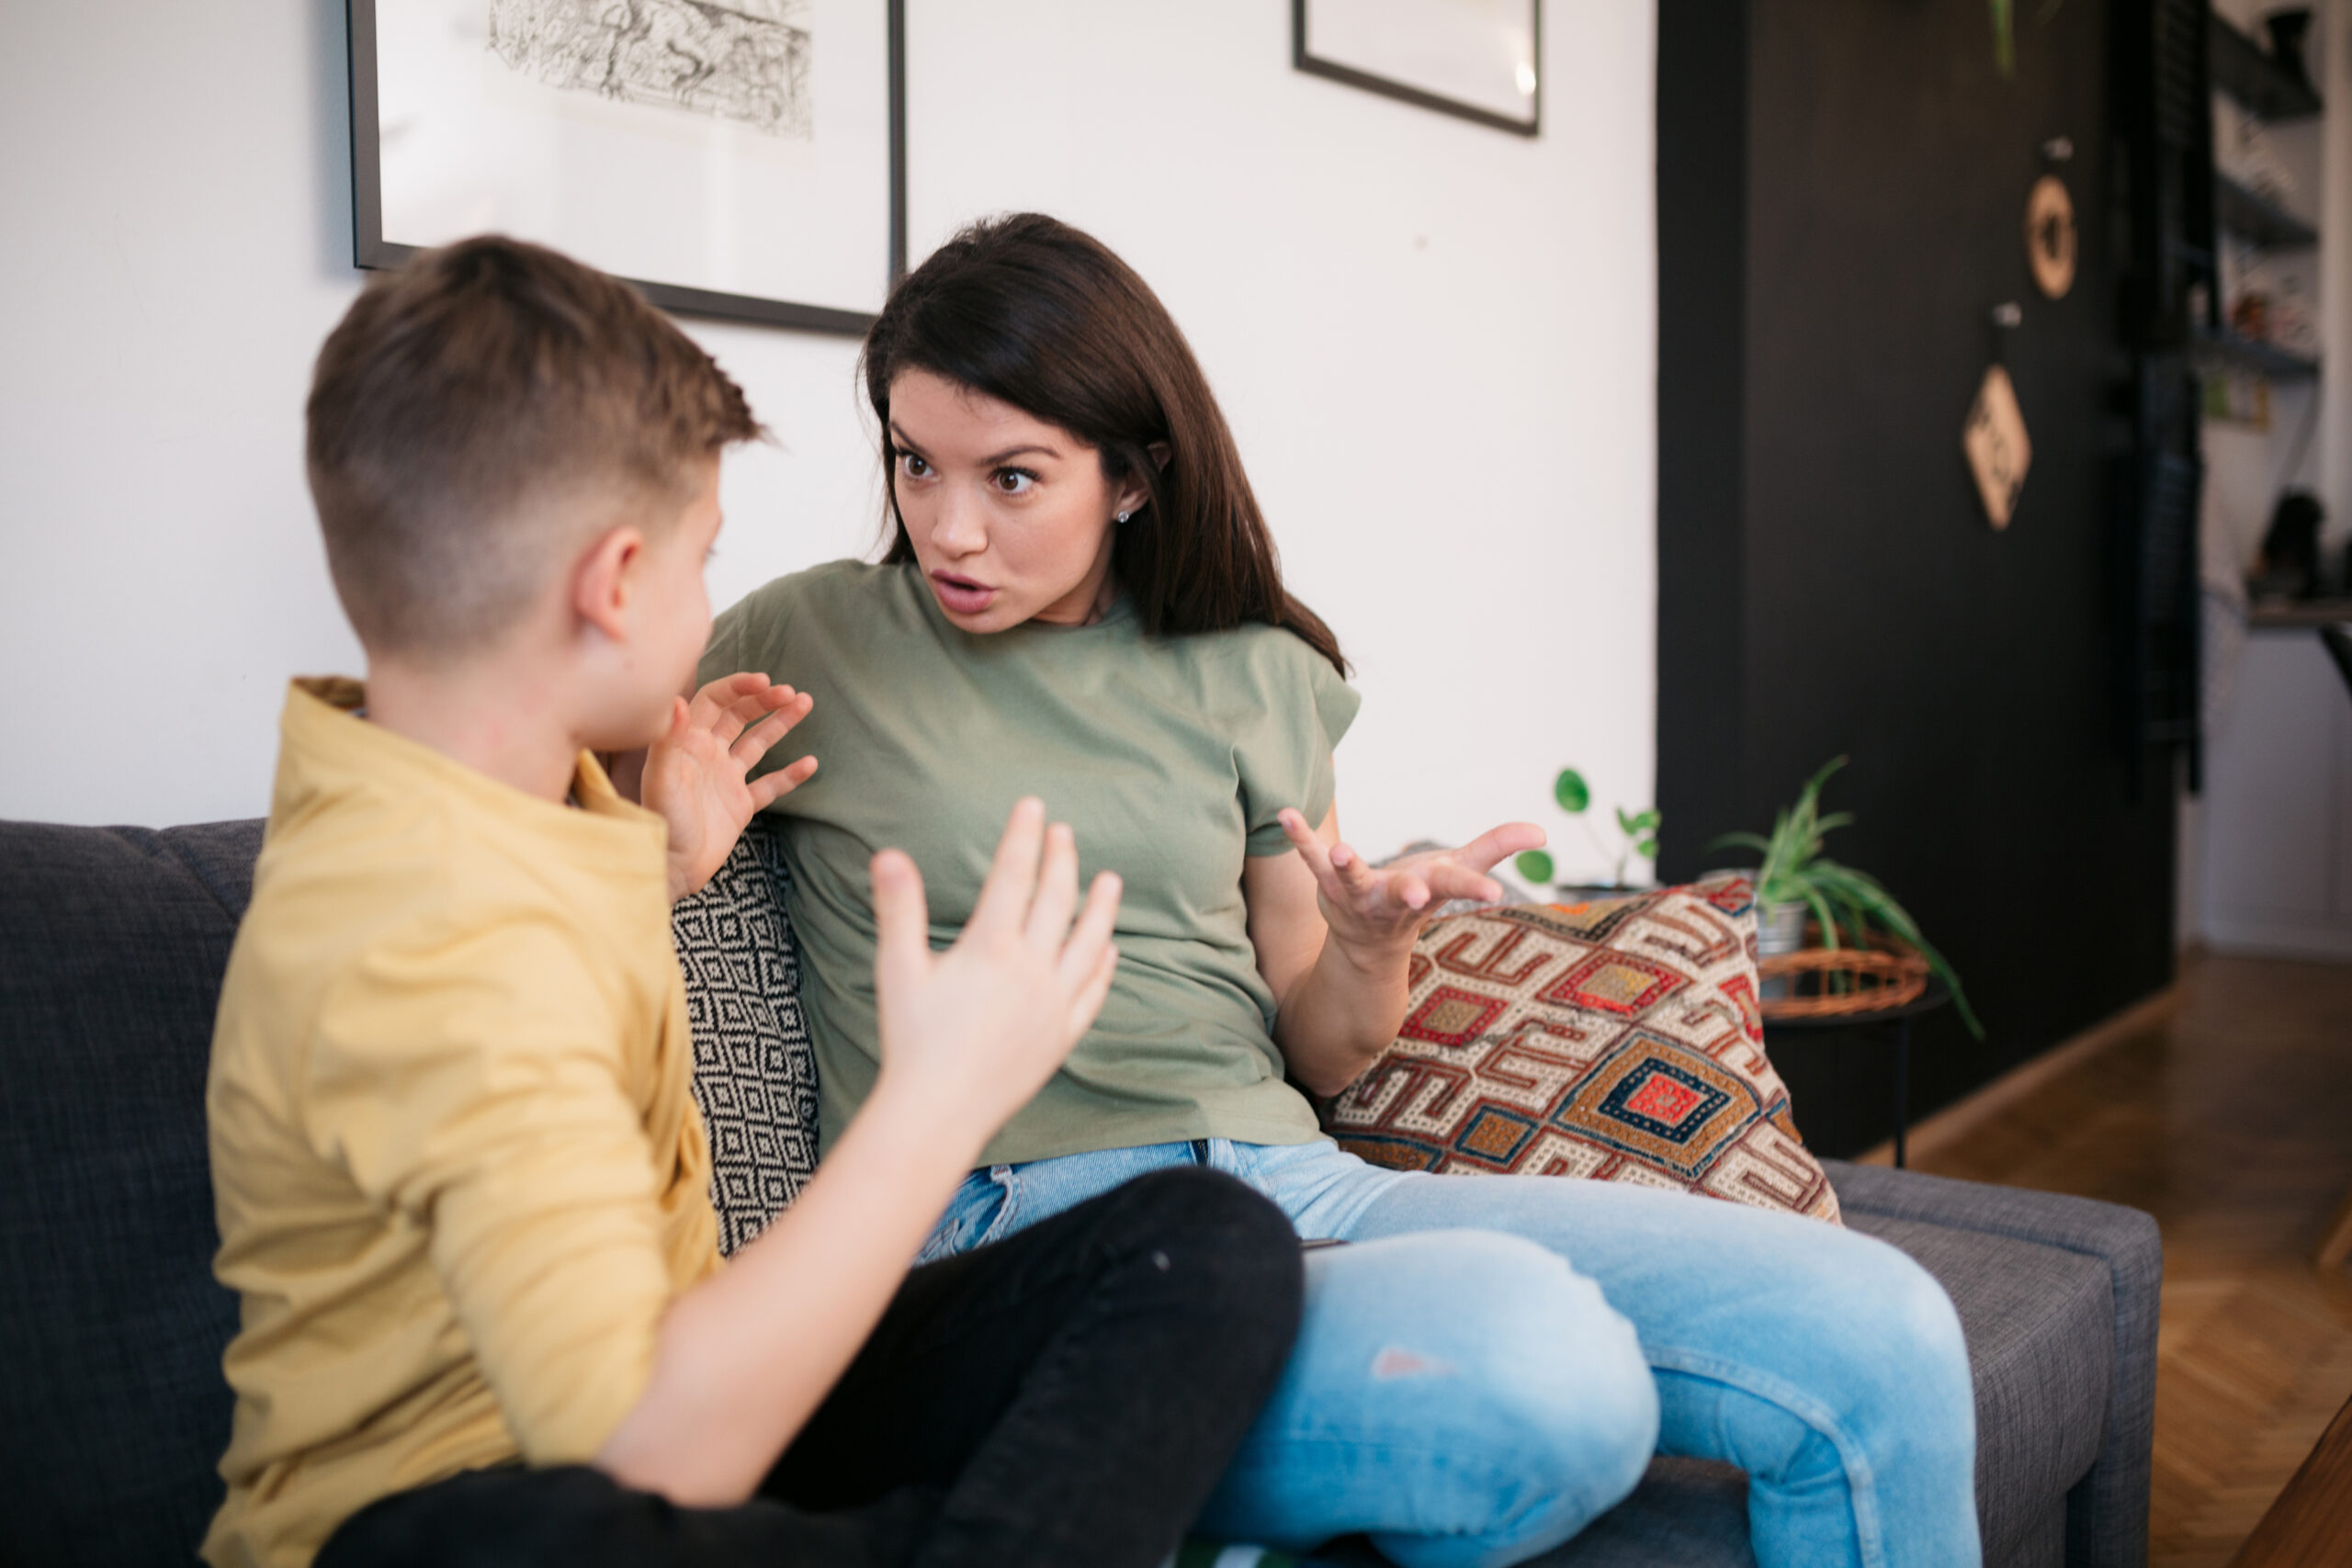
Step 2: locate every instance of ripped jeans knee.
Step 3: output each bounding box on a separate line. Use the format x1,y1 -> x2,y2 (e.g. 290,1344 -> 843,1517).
1197,1230 -> 1657,1568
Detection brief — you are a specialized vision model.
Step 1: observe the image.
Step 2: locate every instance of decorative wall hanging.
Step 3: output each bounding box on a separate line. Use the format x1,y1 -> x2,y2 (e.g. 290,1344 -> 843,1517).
1963,364 -> 2032,529
2026,175 -> 2076,298
348,0 -> 906,334
1293,0 -> 1541,137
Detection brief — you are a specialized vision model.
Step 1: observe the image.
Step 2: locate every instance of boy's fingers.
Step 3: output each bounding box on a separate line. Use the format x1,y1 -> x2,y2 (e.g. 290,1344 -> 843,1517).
748,755 -> 818,809
1056,871 -> 1123,990
687,672 -> 767,729
731,694 -> 811,765
1023,823 -> 1081,948
869,849 -> 931,998
967,798 -> 1046,934
711,685 -> 787,747
1065,942 -> 1120,1043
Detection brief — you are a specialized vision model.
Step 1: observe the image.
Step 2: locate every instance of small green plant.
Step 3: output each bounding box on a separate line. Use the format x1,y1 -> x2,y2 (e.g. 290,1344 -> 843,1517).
1513,768 -> 1659,891
1710,757 -> 1984,1039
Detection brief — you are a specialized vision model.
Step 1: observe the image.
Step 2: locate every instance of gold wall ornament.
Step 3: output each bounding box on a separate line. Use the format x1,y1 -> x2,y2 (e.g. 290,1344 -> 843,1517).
2027,175 -> 2077,299
1963,365 -> 2032,529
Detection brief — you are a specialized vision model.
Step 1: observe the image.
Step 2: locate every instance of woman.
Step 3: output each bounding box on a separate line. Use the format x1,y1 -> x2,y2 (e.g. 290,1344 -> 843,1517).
700,214 -> 1980,1568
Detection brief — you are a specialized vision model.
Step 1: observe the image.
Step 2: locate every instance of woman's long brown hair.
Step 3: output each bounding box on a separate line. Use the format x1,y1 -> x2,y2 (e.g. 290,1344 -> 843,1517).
861,213 -> 1348,675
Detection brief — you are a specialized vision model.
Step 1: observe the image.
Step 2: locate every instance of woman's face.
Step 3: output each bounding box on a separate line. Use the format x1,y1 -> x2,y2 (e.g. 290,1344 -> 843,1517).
887,368 -> 1146,632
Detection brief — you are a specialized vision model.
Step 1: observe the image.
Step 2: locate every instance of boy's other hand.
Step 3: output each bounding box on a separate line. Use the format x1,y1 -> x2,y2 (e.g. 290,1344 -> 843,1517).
867,798 -> 1121,1146
644,672 -> 817,902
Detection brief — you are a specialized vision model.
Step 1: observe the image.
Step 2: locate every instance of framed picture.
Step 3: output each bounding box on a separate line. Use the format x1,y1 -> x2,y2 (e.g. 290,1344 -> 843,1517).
1292,0 -> 1541,138
348,0 -> 905,334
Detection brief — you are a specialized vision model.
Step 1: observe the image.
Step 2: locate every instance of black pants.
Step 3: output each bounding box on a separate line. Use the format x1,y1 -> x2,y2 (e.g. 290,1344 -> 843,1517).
317,1167 -> 1303,1568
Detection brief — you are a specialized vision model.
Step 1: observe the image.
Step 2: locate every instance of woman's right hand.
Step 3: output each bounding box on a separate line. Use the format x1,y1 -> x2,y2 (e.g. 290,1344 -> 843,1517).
866,797 -> 1121,1145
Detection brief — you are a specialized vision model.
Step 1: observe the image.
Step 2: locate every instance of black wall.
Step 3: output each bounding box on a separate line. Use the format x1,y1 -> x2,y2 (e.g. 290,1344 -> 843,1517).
1658,0 -> 2179,1156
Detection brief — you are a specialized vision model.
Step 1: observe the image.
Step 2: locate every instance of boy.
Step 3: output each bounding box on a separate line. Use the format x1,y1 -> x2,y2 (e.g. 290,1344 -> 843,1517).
203,235 -> 1302,1568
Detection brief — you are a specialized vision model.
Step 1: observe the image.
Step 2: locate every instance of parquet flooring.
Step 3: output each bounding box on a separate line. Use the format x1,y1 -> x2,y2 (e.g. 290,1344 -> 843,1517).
1905,954 -> 2352,1568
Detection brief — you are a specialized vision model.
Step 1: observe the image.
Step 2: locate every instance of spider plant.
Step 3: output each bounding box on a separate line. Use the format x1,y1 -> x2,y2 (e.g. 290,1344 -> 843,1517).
1711,758 -> 1984,1039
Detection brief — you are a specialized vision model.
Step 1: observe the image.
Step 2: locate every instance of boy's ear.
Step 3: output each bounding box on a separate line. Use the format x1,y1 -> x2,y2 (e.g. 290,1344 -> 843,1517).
573,525 -> 646,644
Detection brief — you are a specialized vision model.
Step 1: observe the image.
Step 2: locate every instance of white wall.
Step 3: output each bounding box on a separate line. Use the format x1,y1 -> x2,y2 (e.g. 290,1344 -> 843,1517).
0,0 -> 1658,872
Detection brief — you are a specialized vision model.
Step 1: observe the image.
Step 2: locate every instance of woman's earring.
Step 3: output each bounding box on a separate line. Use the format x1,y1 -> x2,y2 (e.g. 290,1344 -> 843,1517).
1115,511 -> 1132,525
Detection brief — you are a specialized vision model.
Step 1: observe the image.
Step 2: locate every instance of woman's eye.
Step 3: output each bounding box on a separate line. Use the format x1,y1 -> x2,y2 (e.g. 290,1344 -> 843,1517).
899,452 -> 932,479
993,468 -> 1036,495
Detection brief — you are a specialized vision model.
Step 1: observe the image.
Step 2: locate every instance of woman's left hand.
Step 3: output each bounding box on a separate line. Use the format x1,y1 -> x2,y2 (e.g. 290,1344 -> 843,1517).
1274,809 -> 1545,964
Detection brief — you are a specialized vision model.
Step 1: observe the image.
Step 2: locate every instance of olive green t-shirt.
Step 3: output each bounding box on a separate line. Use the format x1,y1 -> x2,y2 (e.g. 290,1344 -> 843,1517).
700,559 -> 1360,1165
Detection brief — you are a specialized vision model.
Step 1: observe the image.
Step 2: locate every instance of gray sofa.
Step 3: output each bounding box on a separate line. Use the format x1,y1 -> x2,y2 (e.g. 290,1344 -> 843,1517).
0,818 -> 2161,1567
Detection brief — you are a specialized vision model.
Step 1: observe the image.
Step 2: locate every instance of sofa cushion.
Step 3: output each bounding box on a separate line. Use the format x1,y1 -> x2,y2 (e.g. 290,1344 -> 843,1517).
0,819 -> 263,1568
672,815 -> 820,1255
1824,1159 -> 2160,1568
1323,877 -> 1840,1223
1847,1212 -> 2109,1568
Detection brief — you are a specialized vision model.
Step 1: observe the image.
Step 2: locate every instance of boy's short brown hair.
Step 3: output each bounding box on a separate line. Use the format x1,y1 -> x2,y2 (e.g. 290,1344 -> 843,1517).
307,235 -> 763,658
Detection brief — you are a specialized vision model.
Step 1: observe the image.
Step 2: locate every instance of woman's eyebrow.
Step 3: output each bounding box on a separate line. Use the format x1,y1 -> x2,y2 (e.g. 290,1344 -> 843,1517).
891,423 -> 1062,468
979,443 -> 1061,466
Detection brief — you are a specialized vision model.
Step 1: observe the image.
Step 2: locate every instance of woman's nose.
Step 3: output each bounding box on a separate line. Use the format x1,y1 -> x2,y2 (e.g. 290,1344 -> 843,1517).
932,489 -> 988,558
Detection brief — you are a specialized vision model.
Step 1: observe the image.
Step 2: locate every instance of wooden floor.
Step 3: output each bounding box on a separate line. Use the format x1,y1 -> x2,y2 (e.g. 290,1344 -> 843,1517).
1905,953 -> 2352,1568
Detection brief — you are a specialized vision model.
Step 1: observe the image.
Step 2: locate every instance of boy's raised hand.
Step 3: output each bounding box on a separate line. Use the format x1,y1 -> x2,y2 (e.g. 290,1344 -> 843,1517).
644,672 -> 818,902
867,799 -> 1122,1145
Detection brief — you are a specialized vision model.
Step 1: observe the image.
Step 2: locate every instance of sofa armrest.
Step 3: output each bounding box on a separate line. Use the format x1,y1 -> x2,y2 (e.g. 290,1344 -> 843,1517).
1821,1160 -> 2160,1568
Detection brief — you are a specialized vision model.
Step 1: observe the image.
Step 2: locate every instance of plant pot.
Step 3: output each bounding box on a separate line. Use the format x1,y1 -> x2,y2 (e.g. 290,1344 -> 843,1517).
1758,900 -> 1809,998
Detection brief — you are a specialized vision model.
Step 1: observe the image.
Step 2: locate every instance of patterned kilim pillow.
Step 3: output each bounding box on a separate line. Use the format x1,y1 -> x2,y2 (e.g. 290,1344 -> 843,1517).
1324,874 -> 1840,1224
671,815 -> 820,1254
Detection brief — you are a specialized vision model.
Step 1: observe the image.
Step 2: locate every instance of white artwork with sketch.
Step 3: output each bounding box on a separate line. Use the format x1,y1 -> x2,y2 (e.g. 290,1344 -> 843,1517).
487,0 -> 813,140
366,0 -> 892,323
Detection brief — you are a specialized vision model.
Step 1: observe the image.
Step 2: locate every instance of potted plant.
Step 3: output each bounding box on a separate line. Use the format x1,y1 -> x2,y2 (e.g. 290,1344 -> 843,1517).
1712,758 -> 1984,1038
1512,768 -> 1658,894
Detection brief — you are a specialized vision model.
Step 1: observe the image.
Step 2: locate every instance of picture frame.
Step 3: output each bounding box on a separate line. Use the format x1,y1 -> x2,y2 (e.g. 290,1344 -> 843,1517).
1292,0 -> 1542,138
347,0 -> 906,335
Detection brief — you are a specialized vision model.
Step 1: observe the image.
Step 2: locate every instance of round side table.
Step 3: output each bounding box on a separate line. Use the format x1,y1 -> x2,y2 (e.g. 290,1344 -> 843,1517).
1761,980 -> 1951,1168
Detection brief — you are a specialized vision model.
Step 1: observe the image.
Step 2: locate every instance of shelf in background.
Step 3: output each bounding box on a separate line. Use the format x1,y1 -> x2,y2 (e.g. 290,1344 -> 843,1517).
2215,173 -> 2320,250
2196,328 -> 2321,381
2211,16 -> 2324,121
2250,601 -> 2352,630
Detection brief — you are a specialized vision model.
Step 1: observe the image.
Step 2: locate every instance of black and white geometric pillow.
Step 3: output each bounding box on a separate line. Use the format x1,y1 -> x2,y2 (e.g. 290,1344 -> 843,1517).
671,815 -> 819,1255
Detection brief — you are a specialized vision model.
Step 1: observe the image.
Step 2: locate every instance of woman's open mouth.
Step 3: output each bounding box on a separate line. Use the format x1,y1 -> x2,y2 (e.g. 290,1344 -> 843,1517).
928,570 -> 999,615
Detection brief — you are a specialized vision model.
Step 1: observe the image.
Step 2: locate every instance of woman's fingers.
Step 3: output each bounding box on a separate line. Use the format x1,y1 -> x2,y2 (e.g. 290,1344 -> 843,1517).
1328,839 -> 1380,901
1453,821 -> 1547,874
1278,808 -> 1348,902
747,754 -> 818,810
1383,871 -> 1432,911
869,849 -> 932,1001
1023,823 -> 1081,948
1421,860 -> 1503,906
967,797 -> 1047,935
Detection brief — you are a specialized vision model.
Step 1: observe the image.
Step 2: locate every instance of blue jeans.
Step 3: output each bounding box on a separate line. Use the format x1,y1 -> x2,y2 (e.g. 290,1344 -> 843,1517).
920,1139 -> 1979,1568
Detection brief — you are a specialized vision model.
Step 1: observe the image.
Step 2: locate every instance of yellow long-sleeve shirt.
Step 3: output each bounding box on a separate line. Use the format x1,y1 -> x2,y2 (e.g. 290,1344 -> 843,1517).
201,680 -> 720,1568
